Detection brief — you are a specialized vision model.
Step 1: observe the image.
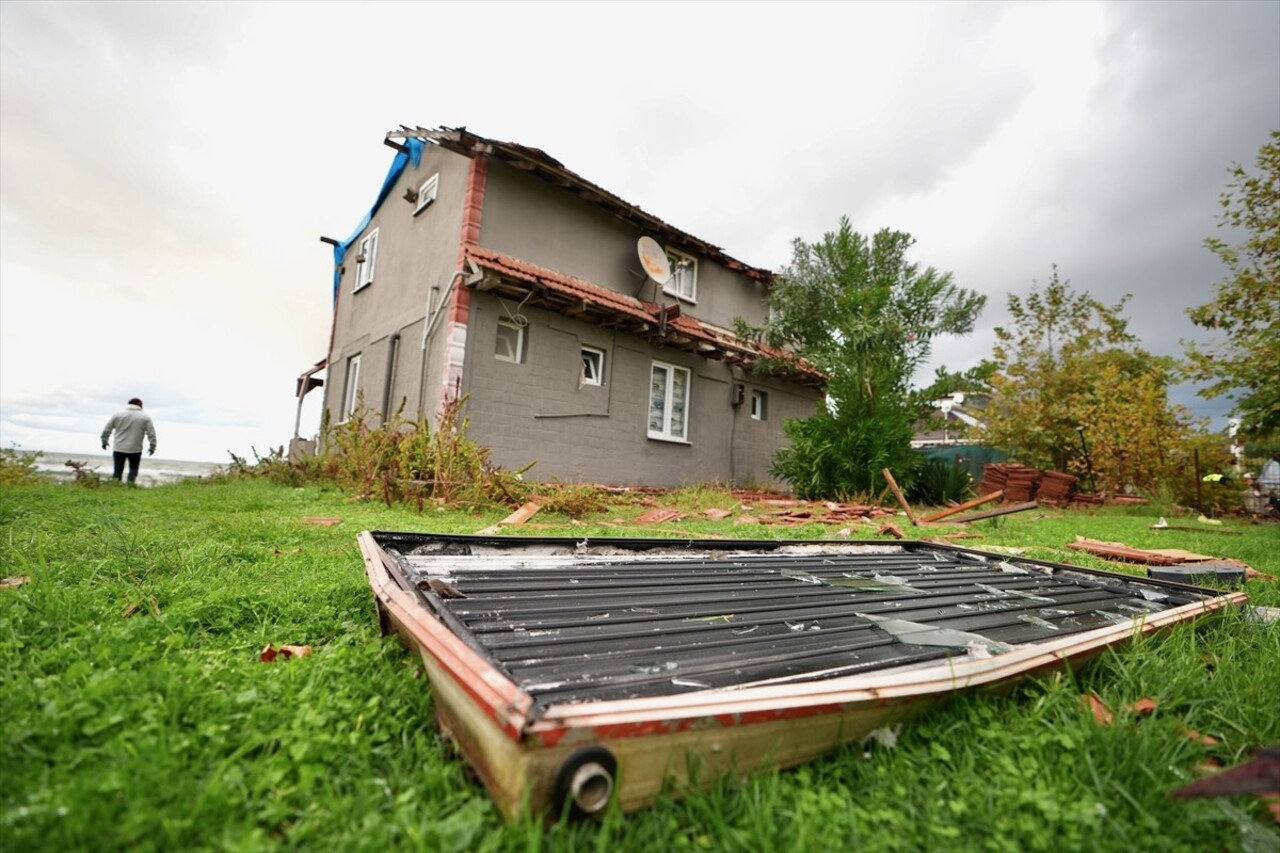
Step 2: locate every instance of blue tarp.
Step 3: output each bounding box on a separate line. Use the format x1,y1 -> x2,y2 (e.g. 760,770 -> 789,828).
331,137 -> 426,301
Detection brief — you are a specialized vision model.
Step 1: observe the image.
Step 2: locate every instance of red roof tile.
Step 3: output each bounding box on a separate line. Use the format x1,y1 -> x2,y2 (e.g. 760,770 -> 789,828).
464,245 -> 823,386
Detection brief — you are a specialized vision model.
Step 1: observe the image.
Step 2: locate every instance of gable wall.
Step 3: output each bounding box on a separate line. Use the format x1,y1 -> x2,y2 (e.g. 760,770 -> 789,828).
478,160 -> 772,331
324,144 -> 474,427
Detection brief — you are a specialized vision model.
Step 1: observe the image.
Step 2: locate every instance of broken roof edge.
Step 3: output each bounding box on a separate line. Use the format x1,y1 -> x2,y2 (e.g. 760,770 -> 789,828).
464,244 -> 825,388
388,125 -> 776,284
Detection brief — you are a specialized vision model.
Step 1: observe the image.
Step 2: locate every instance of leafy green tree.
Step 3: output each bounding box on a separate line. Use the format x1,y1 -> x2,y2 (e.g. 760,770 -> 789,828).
1183,130 -> 1280,438
740,218 -> 985,498
983,267 -> 1195,493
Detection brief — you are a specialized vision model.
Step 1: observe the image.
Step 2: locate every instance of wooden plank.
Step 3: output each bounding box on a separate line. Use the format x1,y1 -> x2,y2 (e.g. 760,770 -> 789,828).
919,491 -> 1004,523
949,501 -> 1039,523
881,468 -> 917,526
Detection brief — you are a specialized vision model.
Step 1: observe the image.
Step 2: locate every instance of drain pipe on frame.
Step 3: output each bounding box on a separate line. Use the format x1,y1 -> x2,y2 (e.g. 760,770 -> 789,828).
416,265 -> 479,418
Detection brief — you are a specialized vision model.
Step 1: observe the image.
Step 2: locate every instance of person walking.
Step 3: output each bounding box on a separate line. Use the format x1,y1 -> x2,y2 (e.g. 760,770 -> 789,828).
101,398 -> 157,484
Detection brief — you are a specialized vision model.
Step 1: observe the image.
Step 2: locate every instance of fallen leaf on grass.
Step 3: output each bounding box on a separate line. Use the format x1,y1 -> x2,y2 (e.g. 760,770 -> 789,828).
1126,697 -> 1158,716
301,517 -> 342,526
272,548 -> 304,555
1082,692 -> 1114,725
121,601 -> 140,618
2,576 -> 31,588
260,643 -> 313,662
1184,729 -> 1221,746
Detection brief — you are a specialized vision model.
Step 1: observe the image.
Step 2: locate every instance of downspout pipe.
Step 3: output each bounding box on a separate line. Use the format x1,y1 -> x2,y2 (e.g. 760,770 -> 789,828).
416,266 -> 478,418
381,332 -> 401,423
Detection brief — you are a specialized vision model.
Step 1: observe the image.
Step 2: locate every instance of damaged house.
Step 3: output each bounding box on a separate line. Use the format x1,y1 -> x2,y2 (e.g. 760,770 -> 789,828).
303,126 -> 823,487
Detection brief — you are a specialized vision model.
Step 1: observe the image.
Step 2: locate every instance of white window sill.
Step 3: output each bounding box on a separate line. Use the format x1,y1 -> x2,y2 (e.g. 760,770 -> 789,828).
661,288 -> 697,305
647,434 -> 692,445
353,281 -> 373,293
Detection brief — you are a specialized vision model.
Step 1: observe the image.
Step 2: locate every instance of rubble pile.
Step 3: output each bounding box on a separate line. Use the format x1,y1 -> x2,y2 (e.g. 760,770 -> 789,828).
978,464 -> 1081,506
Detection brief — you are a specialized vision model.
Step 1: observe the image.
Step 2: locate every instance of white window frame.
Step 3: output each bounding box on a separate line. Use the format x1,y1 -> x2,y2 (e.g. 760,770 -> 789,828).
648,360 -> 691,442
495,318 -> 525,364
355,228 -> 379,291
663,249 -> 697,303
341,354 -> 361,421
580,345 -> 605,387
750,389 -> 768,421
413,173 -> 439,216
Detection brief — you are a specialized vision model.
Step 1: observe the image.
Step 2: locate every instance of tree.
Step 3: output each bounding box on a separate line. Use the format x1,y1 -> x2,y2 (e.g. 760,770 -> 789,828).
1183,131 -> 1280,438
741,218 -> 985,498
983,267 -> 1194,493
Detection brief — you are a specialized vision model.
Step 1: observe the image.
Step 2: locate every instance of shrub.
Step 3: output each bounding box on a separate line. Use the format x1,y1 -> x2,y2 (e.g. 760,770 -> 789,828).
0,445 -> 44,486
908,457 -> 973,506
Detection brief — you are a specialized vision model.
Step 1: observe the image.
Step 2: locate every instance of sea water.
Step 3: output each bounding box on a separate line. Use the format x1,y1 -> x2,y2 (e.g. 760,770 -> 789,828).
31,452 -> 224,488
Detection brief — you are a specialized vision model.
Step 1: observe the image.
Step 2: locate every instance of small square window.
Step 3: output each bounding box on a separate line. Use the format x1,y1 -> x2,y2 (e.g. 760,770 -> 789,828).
355,228 -> 379,291
413,173 -> 439,216
663,249 -> 697,302
750,389 -> 768,421
495,318 -> 525,363
580,346 -> 605,387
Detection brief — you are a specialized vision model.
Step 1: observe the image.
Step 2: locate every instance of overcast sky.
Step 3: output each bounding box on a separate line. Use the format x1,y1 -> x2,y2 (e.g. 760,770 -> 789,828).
2,1 -> 1277,462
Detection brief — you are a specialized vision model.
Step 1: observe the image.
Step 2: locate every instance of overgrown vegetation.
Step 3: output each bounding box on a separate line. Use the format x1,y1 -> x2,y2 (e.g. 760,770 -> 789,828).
1,478 -> 1276,851
0,444 -> 42,485
740,218 -> 985,499
223,398 -> 616,516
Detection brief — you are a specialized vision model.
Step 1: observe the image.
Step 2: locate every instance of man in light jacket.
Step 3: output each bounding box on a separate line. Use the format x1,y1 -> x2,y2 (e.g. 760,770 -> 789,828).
101,398 -> 158,483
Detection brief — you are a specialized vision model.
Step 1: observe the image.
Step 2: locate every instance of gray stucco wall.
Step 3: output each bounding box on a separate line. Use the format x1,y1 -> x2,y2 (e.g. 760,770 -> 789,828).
479,160 -> 772,332
323,144 -> 472,429
460,293 -> 819,488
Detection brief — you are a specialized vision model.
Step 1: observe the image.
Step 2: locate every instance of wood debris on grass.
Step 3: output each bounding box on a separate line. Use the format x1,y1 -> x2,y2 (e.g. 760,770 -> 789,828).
877,523 -> 906,540
634,508 -> 683,525
881,467 -> 917,526
260,643 -> 313,662
1066,537 -> 1186,565
2,575 -> 31,588
301,517 -> 342,526
919,491 -> 1003,523
477,501 -> 542,535
948,501 -> 1039,524
703,508 -> 733,521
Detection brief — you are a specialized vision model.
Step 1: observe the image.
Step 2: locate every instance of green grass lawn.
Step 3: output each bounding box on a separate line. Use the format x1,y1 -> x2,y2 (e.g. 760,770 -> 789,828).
2,479 -> 1277,851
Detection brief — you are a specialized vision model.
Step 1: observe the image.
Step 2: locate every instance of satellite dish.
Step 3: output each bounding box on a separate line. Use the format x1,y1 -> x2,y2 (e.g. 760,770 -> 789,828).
637,236 -> 672,283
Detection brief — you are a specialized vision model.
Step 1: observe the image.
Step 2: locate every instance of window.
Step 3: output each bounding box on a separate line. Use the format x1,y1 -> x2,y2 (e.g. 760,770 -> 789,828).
750,389 -> 768,421
341,354 -> 361,421
580,346 -> 605,387
413,173 -> 439,216
495,318 -> 525,363
648,361 -> 690,441
355,228 -> 379,291
663,249 -> 697,302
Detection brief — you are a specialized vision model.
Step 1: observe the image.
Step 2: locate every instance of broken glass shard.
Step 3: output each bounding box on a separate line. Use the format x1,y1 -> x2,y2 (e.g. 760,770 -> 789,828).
629,662 -> 678,675
858,612 -> 1010,654
1018,614 -> 1060,631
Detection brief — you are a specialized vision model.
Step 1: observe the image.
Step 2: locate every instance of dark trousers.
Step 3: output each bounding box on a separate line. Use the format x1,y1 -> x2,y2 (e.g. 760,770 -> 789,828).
112,451 -> 142,483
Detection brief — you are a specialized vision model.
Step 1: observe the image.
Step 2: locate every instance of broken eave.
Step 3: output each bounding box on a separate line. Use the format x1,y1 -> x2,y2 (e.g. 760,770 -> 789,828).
464,245 -> 824,388
389,125 -> 775,284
